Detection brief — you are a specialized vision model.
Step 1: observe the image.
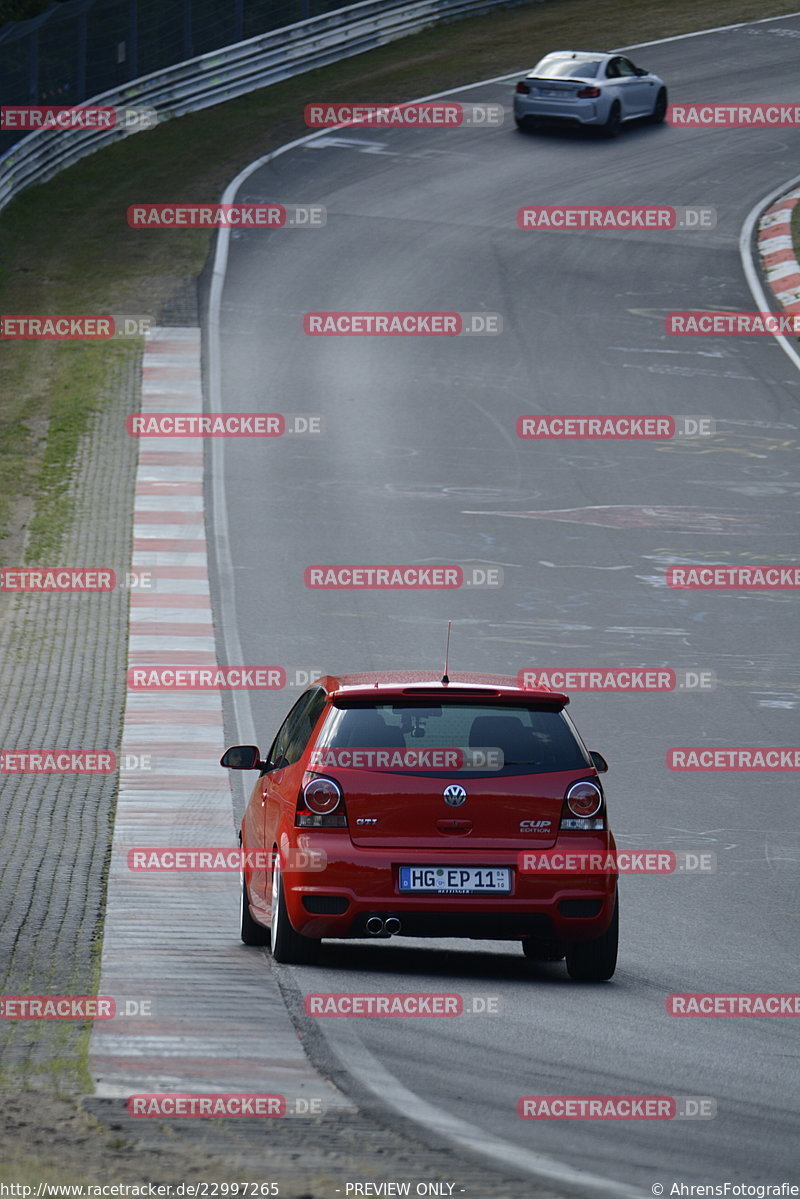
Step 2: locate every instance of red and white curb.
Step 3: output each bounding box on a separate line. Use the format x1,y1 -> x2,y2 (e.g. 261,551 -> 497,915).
757,186 -> 800,318
90,327 -> 349,1110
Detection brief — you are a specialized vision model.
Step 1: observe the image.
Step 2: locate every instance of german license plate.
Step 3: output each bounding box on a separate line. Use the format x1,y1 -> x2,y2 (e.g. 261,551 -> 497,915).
398,866 -> 511,894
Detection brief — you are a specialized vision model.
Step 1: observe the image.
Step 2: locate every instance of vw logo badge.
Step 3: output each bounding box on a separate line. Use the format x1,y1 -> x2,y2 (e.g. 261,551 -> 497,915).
443,784 -> 467,807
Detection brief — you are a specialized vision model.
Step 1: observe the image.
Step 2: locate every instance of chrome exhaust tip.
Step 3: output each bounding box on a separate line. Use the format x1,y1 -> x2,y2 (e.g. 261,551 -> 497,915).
366,915 -> 384,935
384,916 -> 401,936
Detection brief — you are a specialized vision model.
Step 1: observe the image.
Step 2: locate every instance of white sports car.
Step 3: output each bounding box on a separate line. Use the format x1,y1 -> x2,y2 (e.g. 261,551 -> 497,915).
513,50 -> 668,137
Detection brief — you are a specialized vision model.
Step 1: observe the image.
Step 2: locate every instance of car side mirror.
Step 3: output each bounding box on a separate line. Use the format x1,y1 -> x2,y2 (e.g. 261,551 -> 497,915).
220,745 -> 264,770
590,750 -> 609,774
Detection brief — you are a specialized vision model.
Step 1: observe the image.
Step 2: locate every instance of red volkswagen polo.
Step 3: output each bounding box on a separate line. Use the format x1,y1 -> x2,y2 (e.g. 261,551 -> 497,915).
221,671 -> 618,981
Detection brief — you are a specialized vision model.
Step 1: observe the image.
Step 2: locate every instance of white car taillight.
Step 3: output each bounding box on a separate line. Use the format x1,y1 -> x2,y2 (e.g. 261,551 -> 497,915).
576,86 -> 601,98
560,780 -> 605,830
516,81 -> 531,94
296,773 -> 347,828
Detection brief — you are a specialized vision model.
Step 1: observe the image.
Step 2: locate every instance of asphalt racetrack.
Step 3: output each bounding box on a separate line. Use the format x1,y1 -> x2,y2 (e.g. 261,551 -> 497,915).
209,14 -> 800,1195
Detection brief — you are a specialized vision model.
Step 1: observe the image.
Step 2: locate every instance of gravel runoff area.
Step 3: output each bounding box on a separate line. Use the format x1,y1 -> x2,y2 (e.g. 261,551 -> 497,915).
0,286 -> 566,1198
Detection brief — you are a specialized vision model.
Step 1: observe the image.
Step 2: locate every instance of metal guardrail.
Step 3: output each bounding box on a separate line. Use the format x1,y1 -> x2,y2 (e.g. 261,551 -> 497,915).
0,0 -> 529,213
0,0 -> 345,129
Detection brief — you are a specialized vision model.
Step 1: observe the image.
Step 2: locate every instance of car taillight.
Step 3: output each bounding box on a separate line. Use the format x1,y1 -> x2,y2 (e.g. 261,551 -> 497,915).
296,772 -> 347,828
516,81 -> 531,94
560,781 -> 605,830
576,86 -> 601,98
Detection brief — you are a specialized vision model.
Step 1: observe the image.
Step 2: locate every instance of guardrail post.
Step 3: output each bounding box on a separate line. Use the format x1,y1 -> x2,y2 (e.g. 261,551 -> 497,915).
77,9 -> 87,103
183,0 -> 193,59
28,27 -> 39,103
234,0 -> 244,43
128,0 -> 139,80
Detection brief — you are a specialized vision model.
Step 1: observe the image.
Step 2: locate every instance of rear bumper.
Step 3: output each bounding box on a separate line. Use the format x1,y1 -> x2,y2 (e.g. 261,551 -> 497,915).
513,95 -> 603,127
283,833 -> 617,943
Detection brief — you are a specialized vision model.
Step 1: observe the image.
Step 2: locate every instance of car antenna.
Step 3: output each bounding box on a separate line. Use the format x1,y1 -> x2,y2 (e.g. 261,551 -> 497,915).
441,620 -> 452,684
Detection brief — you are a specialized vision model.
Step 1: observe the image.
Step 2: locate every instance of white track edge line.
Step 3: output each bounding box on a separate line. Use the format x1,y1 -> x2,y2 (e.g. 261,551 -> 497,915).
302,1009 -> 645,1199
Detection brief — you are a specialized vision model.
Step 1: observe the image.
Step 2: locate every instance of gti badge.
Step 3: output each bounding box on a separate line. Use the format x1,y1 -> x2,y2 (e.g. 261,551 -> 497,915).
443,784 -> 467,807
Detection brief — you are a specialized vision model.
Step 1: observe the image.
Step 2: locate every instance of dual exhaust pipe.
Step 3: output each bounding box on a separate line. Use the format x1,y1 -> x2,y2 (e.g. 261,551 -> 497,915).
366,914 -> 402,937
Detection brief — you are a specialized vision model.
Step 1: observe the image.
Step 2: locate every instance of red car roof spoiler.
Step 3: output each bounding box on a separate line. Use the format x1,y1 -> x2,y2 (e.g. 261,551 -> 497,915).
331,687 -> 570,710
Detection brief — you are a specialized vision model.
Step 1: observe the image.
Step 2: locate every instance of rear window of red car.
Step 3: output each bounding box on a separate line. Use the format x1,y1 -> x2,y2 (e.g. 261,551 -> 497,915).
317,703 -> 590,774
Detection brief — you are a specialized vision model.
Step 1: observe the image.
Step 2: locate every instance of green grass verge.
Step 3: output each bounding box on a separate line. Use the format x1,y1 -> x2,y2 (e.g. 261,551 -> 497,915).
0,0 -> 793,564
791,198 -> 800,286
23,342 -> 137,561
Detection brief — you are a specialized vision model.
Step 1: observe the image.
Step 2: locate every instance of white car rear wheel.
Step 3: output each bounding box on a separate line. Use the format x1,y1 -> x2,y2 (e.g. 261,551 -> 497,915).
651,88 -> 668,124
601,101 -> 622,138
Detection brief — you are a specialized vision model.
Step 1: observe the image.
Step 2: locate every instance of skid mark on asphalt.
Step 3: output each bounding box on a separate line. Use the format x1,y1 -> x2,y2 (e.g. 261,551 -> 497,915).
537,561 -> 632,570
622,363 -> 757,379
463,505 -> 788,534
608,346 -> 728,356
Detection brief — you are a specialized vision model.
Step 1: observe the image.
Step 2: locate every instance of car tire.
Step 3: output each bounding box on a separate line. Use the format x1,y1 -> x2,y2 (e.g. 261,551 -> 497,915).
270,854 -> 320,964
240,871 -> 270,946
600,101 -> 622,138
650,88 -> 668,124
521,939 -> 565,961
565,894 -> 619,981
